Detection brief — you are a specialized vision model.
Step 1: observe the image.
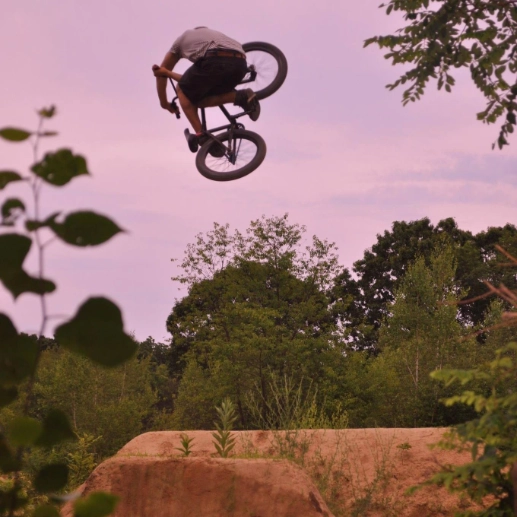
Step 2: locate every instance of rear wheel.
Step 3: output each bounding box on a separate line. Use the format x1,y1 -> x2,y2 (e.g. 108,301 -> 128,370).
196,129 -> 266,181
238,42 -> 288,100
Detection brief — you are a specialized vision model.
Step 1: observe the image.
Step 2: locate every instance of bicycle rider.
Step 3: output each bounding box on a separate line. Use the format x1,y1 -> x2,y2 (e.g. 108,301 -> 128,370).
152,27 -> 260,153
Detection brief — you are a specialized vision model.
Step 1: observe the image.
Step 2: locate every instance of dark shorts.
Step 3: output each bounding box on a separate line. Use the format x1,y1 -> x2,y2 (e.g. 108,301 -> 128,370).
178,56 -> 248,105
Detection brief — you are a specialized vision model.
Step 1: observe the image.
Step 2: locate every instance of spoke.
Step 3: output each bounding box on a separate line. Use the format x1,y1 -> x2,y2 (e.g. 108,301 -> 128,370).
205,137 -> 258,174
238,51 -> 279,92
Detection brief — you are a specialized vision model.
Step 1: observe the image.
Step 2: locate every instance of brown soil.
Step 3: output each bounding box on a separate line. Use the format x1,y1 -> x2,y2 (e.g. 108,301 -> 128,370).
63,428 -> 478,516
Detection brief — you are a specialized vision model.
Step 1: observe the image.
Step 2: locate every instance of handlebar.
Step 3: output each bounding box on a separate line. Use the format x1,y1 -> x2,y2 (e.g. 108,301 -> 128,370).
168,78 -> 181,119
170,98 -> 180,119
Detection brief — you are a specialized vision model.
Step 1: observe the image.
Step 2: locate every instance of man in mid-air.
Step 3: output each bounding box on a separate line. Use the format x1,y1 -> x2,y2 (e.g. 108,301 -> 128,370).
152,26 -> 260,152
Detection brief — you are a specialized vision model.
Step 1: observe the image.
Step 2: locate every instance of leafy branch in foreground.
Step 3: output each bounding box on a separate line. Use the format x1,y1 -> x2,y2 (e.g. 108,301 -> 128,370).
365,0 -> 517,149
416,344 -> 517,516
0,108 -> 134,516
412,248 -> 517,516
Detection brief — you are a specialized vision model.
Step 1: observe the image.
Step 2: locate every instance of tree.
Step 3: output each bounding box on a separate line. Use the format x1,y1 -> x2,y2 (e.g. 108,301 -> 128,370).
33,349 -> 156,458
366,0 -> 517,148
342,244 -> 481,427
375,245 -> 471,426
332,217 -> 471,349
332,217 -> 517,350
167,259 -> 346,429
458,223 -> 517,326
166,215 -> 347,429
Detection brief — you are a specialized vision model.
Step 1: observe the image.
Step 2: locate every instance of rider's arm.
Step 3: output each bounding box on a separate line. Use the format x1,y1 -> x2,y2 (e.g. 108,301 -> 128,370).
154,52 -> 180,109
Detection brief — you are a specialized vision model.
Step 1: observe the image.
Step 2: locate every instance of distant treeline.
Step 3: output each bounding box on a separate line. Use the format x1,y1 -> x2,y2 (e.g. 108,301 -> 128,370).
3,214 -> 516,484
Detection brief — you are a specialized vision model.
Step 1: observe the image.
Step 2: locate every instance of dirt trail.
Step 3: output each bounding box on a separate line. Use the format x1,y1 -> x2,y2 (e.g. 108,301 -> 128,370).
63,428 -> 477,516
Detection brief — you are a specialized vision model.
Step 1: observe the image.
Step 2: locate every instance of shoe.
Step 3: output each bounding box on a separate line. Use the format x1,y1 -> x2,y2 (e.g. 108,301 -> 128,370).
235,88 -> 261,122
249,99 -> 260,122
208,142 -> 226,158
197,133 -> 209,146
184,129 -> 198,153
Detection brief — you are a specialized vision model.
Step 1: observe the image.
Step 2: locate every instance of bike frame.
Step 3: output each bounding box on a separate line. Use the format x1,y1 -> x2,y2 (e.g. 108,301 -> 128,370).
168,78 -> 252,165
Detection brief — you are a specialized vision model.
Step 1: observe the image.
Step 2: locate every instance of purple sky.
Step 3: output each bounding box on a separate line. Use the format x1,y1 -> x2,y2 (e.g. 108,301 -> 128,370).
2,1 -> 516,342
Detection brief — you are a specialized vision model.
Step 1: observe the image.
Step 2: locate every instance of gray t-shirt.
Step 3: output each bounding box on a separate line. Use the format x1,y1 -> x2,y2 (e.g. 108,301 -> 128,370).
170,27 -> 245,63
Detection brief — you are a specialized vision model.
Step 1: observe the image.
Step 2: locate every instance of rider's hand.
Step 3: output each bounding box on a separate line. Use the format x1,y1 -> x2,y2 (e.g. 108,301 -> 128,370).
161,101 -> 179,116
152,64 -> 171,78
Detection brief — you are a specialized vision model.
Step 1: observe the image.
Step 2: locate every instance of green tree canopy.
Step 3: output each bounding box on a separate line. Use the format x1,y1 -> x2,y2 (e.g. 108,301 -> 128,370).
33,348 -> 156,458
332,217 -> 517,350
166,215 -> 347,428
344,245 -> 478,427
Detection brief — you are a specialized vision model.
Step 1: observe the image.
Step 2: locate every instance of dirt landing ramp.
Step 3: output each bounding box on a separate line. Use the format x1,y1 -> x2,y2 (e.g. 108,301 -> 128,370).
61,456 -> 333,517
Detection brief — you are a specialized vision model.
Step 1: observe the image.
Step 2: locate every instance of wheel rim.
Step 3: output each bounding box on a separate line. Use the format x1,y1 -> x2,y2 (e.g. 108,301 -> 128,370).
237,49 -> 279,94
205,137 -> 259,174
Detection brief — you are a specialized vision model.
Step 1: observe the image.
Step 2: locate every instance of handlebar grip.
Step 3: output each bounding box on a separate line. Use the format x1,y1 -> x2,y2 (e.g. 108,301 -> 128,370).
170,100 -> 180,119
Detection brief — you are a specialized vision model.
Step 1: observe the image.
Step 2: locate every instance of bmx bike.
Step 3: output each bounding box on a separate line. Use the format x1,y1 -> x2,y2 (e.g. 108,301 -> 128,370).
170,42 -> 288,182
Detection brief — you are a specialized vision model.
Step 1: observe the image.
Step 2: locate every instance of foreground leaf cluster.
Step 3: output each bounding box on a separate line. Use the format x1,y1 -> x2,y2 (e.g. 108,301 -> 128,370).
413,342 -> 517,516
0,110 -> 132,516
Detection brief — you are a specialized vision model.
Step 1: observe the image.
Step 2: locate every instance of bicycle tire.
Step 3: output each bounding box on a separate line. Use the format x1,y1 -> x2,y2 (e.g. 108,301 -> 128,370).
239,42 -> 288,100
196,129 -> 267,182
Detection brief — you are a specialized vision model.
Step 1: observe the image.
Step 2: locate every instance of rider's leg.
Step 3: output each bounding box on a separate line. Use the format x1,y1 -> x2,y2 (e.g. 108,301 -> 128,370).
197,91 -> 236,108
197,89 -> 260,121
177,87 -> 203,134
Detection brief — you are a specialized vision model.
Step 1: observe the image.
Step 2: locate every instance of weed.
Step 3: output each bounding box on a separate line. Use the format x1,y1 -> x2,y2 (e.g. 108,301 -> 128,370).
212,398 -> 237,458
175,433 -> 194,457
397,441 -> 412,465
238,431 -> 261,458
344,431 -> 408,517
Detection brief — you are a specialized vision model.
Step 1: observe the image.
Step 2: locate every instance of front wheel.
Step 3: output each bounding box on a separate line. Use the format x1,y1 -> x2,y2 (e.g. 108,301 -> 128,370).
195,129 -> 266,182
238,42 -> 288,101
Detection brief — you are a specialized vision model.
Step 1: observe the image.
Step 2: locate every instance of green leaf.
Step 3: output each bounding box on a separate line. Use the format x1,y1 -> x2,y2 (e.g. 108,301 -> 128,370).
2,269 -> 56,299
38,106 -> 57,119
34,464 -> 69,493
73,492 -> 119,517
1,198 -> 25,226
0,313 -> 38,386
48,211 -> 124,247
31,149 -> 89,186
0,234 -> 32,274
0,233 -> 56,298
36,410 -> 77,448
25,212 -> 59,233
55,297 -> 136,366
8,417 -> 43,447
0,171 -> 24,190
0,127 -> 32,142
32,504 -> 61,517
0,386 -> 17,407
